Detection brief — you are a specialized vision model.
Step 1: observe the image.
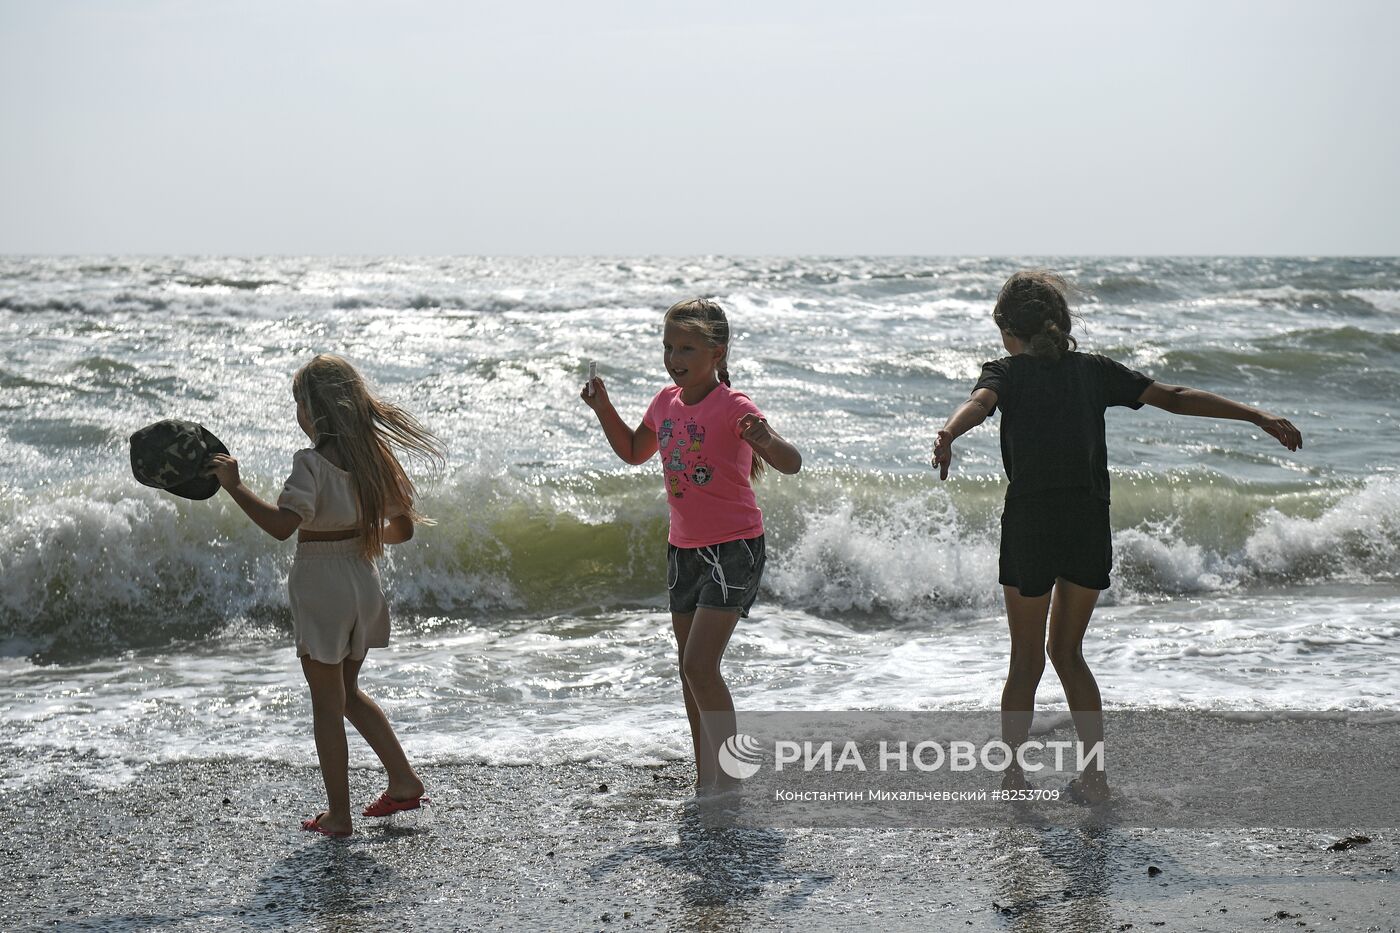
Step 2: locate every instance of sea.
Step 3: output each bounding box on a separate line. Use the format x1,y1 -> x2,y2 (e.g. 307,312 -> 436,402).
2,256 -> 1398,791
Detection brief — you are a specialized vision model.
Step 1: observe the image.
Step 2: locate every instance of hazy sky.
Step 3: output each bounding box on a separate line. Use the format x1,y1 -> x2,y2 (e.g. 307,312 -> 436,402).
2,1 -> 1396,255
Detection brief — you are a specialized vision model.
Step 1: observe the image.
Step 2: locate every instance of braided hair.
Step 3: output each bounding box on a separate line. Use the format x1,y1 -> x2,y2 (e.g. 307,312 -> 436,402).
663,298 -> 764,480
992,270 -> 1079,361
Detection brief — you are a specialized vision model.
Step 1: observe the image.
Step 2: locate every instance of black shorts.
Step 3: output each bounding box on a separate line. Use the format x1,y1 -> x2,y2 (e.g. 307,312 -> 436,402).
667,534 -> 766,618
999,491 -> 1111,598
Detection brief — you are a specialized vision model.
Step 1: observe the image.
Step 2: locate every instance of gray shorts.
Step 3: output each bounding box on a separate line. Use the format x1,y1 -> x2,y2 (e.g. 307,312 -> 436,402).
667,534 -> 766,619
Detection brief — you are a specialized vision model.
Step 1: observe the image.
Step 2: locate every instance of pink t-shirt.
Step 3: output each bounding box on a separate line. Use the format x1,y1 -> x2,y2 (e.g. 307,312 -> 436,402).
642,383 -> 765,548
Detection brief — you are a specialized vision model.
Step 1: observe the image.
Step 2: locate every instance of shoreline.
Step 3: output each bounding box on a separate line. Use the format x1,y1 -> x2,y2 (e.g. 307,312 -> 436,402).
2,757 -> 1393,932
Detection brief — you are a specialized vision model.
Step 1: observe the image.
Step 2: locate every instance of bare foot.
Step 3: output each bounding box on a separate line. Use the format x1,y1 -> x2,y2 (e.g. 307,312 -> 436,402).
1066,772 -> 1110,805
1001,767 -> 1030,792
302,811 -> 353,836
701,777 -> 742,798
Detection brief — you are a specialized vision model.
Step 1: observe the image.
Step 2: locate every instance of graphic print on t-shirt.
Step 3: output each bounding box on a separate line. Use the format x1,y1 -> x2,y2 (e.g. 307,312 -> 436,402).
642,383 -> 765,548
684,423 -> 705,452
690,458 -> 713,486
660,415 -> 710,498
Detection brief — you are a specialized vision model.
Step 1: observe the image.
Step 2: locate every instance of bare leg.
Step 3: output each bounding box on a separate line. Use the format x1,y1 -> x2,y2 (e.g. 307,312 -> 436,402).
341,658 -> 423,801
680,607 -> 741,790
1001,585 -> 1051,790
1046,578 -> 1108,801
300,656 -> 352,834
671,612 -> 704,788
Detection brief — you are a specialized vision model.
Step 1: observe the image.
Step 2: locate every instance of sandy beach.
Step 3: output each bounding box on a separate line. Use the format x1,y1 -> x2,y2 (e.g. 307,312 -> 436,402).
3,754 -> 1393,932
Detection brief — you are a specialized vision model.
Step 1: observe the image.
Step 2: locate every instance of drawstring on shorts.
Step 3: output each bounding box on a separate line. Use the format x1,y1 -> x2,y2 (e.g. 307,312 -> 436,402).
696,545 -> 733,601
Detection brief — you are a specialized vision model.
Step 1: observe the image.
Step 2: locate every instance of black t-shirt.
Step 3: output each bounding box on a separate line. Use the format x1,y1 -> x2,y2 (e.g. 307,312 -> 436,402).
971,351 -> 1154,501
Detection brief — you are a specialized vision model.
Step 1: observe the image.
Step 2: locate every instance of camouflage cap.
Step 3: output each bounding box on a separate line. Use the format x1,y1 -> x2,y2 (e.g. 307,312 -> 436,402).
129,419 -> 229,500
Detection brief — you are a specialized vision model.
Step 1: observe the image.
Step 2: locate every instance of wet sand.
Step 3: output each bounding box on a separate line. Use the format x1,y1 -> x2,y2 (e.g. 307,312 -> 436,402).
1,756 -> 1395,932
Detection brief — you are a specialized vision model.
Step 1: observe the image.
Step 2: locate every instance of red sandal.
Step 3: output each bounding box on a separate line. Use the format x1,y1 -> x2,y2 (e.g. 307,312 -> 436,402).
301,813 -> 352,837
362,792 -> 428,818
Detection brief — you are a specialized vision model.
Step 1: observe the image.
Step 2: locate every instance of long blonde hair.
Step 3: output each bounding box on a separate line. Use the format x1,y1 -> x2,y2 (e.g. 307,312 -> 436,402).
292,354 -> 446,558
663,298 -> 765,481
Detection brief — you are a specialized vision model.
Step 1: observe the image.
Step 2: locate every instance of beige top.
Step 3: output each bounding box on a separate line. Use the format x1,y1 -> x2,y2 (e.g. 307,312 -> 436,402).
277,448 -> 405,532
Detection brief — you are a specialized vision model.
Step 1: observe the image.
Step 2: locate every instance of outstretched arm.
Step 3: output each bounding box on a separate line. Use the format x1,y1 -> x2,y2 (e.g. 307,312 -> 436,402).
580,376 -> 659,465
1138,383 -> 1302,451
206,453 -> 304,540
931,388 -> 998,480
737,414 -> 802,474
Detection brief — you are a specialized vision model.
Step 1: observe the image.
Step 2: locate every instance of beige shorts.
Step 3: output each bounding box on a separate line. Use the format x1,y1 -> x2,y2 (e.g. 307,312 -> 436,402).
287,538 -> 390,664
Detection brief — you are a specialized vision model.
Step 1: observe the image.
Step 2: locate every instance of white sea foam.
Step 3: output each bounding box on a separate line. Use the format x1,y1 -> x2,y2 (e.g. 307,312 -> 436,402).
5,471 -> 1399,654
766,489 -> 1002,613
1347,288 -> 1400,313
1245,475 -> 1400,580
2,595 -> 1396,790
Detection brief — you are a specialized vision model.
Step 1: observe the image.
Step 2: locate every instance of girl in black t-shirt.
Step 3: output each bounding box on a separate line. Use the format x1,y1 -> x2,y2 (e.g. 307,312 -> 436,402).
931,270 -> 1302,803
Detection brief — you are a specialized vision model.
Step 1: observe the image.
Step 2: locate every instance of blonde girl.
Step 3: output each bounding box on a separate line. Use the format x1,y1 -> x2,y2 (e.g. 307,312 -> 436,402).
581,299 -> 802,795
207,353 -> 445,836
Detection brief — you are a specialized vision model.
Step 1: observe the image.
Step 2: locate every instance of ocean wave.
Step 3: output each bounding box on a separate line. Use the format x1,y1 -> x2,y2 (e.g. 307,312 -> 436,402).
330,292 -> 595,315
1245,475 -> 1400,581
2,469 -> 1395,660
1084,275 -> 1181,302
1230,285 -> 1383,316
0,369 -> 59,391
1146,328 -> 1400,381
1264,325 -> 1400,353
0,296 -> 94,315
0,293 -> 171,316
172,274 -> 283,291
1347,288 -> 1400,314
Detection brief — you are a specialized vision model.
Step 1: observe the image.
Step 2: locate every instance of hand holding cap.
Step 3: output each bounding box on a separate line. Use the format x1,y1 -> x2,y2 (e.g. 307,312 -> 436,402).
129,419 -> 229,500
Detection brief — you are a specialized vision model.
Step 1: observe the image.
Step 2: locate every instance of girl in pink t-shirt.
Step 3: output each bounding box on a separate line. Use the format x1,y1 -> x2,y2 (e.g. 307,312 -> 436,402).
581,298 -> 802,795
